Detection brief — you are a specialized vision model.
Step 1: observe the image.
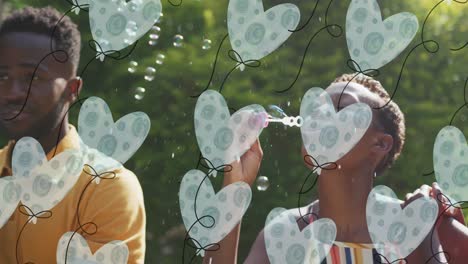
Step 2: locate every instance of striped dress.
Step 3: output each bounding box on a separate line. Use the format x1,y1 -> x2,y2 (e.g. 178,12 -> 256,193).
307,206 -> 403,264
320,241 -> 380,264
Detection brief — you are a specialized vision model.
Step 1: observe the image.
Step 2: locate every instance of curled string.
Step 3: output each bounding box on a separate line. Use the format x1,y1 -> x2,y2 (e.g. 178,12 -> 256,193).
423,76 -> 468,177
195,152 -> 203,169
372,252 -> 407,264
449,76 -> 468,126
50,8 -> 77,61
420,0 -> 444,53
297,154 -> 337,225
421,0 -> 467,53
450,41 -> 468,52
426,192 -> 468,264
335,59 -> 380,111
191,34 -> 229,98
288,0 -> 320,32
167,0 -> 182,7
217,50 -> 261,94
64,164 -> 117,264
66,0 -> 89,13
276,24 -> 343,93
324,0 -> 335,36
182,159 -> 233,263
16,205 -> 53,264
375,40 -> 433,110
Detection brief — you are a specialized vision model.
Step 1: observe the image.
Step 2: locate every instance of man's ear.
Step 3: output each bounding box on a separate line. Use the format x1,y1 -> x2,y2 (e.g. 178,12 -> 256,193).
67,77 -> 83,103
372,133 -> 393,154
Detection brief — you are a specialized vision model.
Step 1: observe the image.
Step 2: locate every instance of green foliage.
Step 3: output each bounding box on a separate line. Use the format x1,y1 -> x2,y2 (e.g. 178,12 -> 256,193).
1,0 -> 467,263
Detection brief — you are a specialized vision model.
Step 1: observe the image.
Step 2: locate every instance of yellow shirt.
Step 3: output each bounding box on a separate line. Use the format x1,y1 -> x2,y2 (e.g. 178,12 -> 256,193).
0,126 -> 146,263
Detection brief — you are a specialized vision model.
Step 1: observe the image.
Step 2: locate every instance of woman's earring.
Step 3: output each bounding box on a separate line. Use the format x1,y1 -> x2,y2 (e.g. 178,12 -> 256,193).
374,172 -> 377,178
337,164 -> 341,170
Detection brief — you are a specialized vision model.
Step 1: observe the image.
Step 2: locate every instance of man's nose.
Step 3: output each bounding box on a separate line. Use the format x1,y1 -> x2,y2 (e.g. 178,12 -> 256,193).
3,79 -> 28,104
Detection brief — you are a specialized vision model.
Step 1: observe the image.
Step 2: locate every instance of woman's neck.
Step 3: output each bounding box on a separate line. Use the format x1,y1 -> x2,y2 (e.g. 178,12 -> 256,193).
317,165 -> 374,243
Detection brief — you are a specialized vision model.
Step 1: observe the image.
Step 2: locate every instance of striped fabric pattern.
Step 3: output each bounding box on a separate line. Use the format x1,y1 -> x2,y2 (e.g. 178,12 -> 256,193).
307,204 -> 405,264
320,241 -> 379,264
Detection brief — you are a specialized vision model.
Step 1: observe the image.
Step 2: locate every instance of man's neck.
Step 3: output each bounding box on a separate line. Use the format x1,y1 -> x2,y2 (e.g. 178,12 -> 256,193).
40,120 -> 70,156
317,165 -> 374,243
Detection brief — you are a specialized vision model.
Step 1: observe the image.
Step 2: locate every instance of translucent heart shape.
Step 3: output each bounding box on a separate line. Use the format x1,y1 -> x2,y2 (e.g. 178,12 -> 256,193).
56,232 -> 128,264
179,169 -> 251,256
88,0 -> 162,60
346,0 -> 418,70
227,0 -> 300,71
0,137 -> 85,227
434,125 -> 468,203
78,97 -> 150,164
194,90 -> 266,172
366,185 -> 438,261
300,87 -> 372,174
264,207 -> 336,264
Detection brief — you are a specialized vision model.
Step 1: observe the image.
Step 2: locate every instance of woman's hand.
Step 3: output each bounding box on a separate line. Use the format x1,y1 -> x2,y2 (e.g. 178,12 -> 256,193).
403,183 -> 465,227
223,139 -> 263,187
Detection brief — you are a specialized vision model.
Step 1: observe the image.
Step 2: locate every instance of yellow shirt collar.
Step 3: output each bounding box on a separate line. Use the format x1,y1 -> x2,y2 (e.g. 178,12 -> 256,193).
0,125 -> 81,174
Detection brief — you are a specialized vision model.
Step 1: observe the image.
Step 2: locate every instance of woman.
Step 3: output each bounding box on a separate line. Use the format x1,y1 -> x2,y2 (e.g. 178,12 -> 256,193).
203,74 -> 468,264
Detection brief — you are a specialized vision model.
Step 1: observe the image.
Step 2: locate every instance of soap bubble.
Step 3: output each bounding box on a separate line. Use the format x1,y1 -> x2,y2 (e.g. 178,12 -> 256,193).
173,34 -> 184,47
256,176 -> 270,191
151,26 -> 161,34
144,67 -> 156,81
128,61 -> 138,73
148,34 -> 159,46
155,54 -> 165,65
148,26 -> 160,46
134,87 -> 146,100
202,39 -> 212,50
268,105 -> 287,118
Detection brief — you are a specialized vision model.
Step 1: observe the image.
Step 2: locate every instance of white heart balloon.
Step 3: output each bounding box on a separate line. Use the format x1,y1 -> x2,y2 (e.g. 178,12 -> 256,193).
0,177 -> 21,228
194,90 -> 266,173
264,207 -> 336,264
0,137 -> 85,226
78,96 -> 150,164
346,0 -> 419,70
300,87 -> 372,174
227,0 -> 300,71
366,185 -> 438,262
56,232 -> 129,264
179,169 -> 251,256
87,0 -> 162,60
433,125 -> 468,203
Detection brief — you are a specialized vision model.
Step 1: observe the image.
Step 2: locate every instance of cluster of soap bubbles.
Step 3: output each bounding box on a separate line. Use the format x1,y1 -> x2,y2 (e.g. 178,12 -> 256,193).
126,12 -> 213,101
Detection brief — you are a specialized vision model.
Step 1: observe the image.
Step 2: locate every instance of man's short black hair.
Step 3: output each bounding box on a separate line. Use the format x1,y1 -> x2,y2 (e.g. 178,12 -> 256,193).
0,6 -> 81,73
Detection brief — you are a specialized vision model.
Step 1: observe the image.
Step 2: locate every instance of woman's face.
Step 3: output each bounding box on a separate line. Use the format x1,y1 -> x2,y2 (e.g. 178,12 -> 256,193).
302,81 -> 391,172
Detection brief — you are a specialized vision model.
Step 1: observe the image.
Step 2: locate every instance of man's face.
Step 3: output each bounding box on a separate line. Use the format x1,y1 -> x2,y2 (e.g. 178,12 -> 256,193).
0,32 -> 73,140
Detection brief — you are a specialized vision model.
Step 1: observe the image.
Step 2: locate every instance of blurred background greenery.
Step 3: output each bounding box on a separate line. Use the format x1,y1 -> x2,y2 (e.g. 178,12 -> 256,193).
1,0 -> 467,263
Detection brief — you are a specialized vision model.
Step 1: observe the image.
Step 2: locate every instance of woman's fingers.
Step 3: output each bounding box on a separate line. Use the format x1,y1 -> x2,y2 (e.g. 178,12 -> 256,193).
420,184 -> 431,196
405,193 -> 413,201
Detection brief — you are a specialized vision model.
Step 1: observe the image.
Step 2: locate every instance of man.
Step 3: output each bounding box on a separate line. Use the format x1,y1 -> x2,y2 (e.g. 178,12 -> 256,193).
0,6 -> 146,263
